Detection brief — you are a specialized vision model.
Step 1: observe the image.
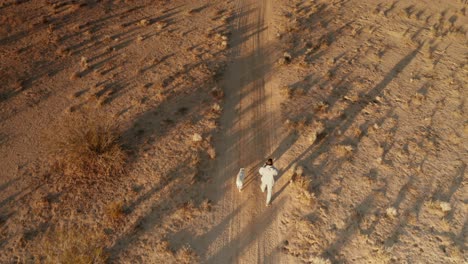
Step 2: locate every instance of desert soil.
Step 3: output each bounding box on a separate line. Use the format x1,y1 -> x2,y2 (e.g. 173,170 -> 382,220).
0,0 -> 467,263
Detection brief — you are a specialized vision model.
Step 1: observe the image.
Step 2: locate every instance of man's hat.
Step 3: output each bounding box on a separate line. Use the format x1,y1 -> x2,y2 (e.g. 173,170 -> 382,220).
266,158 -> 273,165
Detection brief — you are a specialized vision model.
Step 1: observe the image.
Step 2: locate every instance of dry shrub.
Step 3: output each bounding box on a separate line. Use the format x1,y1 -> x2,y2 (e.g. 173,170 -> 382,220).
153,241 -> 198,263
385,207 -> 398,218
210,86 -> 224,100
70,71 -> 81,80
331,145 -> 354,158
106,200 -> 125,223
439,218 -> 451,231
309,257 -> 331,264
438,201 -> 452,213
200,199 -> 212,212
138,19 -> 150,26
177,201 -> 198,221
315,101 -> 329,113
51,115 -> 126,179
278,52 -> 292,65
221,40 -> 228,49
280,86 -> 294,98
176,245 -> 198,264
425,200 -> 452,216
155,21 -> 167,30
155,240 -> 174,258
292,175 -> 315,204
290,164 -> 315,204
192,133 -> 203,143
39,225 -> 107,264
293,175 -> 311,191
286,118 -> 307,133
207,146 -> 216,159
80,56 -> 88,70
211,103 -> 222,113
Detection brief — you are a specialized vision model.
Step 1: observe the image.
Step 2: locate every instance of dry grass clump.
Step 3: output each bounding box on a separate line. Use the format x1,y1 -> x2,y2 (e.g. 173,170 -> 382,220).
138,19 -> 150,26
385,207 -> 398,218
38,225 -> 107,264
207,146 -> 216,159
438,201 -> 452,213
285,118 -> 307,132
280,86 -> 302,98
211,103 -> 222,113
106,200 -> 125,223
200,199 -> 212,212
192,133 -> 203,143
57,46 -> 71,57
425,200 -> 452,216
51,115 -> 126,179
221,41 -> 229,49
153,241 -> 198,264
286,119 -> 324,144
370,247 -> 392,264
192,133 -> 217,161
175,245 -> 199,264
155,21 -> 167,30
70,71 -> 81,80
307,122 -> 325,144
278,52 -> 292,65
293,175 -> 312,191
331,145 -> 354,158
309,257 -> 331,264
290,165 -> 315,204
80,56 -> 89,70
280,86 -> 293,98
154,240 -> 174,258
210,86 -> 224,100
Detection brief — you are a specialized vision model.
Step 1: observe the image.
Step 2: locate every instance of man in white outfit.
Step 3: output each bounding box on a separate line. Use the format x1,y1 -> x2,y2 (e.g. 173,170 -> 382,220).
259,158 -> 278,207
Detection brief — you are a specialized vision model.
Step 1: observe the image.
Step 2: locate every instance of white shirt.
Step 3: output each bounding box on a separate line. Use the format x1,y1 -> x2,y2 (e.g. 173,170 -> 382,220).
259,165 -> 278,187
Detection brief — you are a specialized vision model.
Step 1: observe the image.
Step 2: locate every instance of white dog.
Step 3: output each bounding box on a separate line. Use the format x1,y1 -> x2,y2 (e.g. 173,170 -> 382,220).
236,168 -> 245,192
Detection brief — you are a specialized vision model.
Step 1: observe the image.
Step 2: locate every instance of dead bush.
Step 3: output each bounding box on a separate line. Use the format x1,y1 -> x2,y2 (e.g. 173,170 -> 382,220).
138,19 -> 150,26
176,245 -> 198,264
51,115 -> 126,179
291,168 -> 315,204
293,175 -> 311,191
38,225 -> 107,264
207,146 -> 216,159
106,200 -> 125,223
200,199 -> 212,212
309,257 -> 331,264
210,86 -> 224,100
153,240 -> 198,263
285,118 -> 307,133
280,86 -> 294,98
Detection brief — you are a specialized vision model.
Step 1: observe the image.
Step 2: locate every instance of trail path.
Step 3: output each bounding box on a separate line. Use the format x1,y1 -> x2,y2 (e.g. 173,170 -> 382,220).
194,0 -> 293,263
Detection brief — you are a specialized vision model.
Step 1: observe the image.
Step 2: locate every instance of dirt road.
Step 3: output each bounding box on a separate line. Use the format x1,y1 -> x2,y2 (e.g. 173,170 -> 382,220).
192,0 -> 292,262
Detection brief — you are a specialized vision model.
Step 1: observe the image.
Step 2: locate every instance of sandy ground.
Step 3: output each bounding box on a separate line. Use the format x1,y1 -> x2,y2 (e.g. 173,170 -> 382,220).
0,0 -> 467,263
270,0 -> 467,263
0,0 -> 234,262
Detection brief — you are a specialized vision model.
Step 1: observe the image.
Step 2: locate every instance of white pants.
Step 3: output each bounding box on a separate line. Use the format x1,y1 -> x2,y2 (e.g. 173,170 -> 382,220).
261,181 -> 273,205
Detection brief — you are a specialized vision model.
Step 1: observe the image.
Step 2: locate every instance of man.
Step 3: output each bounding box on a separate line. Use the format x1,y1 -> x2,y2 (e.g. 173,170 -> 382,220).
259,158 -> 278,207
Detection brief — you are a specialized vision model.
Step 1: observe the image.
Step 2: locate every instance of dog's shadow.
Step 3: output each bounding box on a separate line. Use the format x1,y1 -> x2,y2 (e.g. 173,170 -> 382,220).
240,163 -> 263,189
